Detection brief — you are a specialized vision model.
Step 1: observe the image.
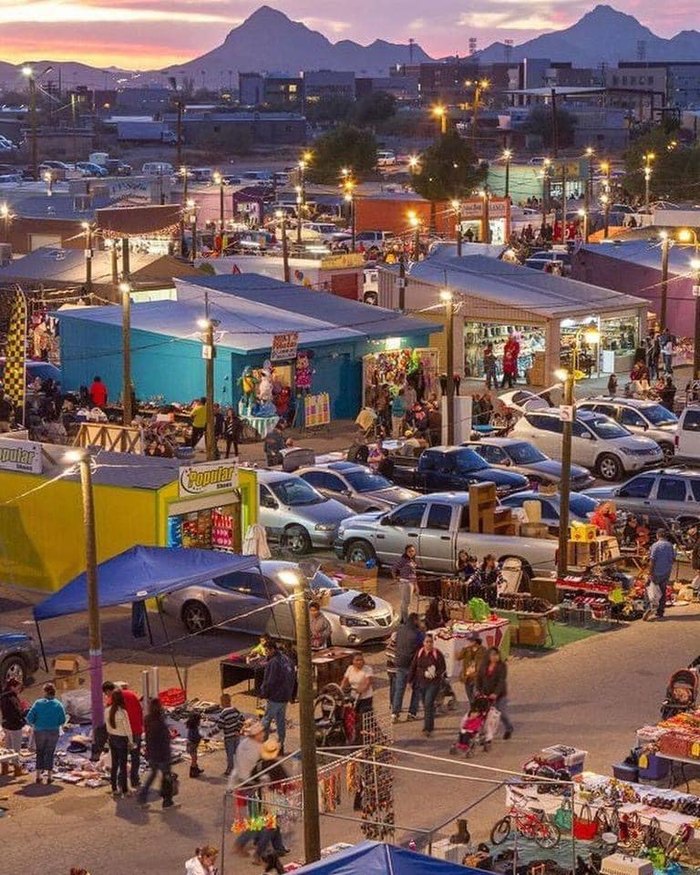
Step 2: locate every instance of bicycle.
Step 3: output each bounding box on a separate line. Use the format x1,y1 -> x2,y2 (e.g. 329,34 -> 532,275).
490,805 -> 561,849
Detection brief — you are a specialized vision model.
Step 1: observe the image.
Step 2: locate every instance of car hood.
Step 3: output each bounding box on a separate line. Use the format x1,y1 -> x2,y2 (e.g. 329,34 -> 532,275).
526,459 -> 591,480
281,498 -> 354,525
582,486 -> 617,499
340,511 -> 384,528
371,486 -> 420,505
326,590 -> 392,618
615,435 -> 661,450
467,468 -> 528,488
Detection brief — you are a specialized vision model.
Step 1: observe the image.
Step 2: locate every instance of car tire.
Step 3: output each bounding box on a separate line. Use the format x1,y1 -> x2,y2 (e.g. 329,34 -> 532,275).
283,525 -> 312,555
597,453 -> 623,481
181,601 -> 213,634
345,540 -> 376,564
659,442 -> 674,464
0,655 -> 27,686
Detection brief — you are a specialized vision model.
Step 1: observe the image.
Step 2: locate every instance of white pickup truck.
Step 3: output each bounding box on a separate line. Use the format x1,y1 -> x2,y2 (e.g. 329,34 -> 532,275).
334,492 -> 558,579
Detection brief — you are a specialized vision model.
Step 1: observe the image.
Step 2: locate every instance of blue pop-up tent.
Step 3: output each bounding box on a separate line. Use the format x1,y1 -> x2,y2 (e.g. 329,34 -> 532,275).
33,545 -> 259,621
296,841 -> 484,875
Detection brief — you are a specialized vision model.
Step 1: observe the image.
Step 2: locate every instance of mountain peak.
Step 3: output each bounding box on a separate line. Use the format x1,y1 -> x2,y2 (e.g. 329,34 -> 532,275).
245,5 -> 289,23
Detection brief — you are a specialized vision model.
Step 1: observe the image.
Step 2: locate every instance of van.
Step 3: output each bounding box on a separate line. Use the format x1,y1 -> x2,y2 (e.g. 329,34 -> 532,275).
190,167 -> 213,184
142,162 -> 174,177
675,406 -> 700,463
377,150 -> 397,167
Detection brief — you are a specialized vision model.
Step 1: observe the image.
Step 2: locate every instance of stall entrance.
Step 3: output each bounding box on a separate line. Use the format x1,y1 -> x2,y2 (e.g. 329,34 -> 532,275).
463,322 -> 546,386
167,493 -> 242,552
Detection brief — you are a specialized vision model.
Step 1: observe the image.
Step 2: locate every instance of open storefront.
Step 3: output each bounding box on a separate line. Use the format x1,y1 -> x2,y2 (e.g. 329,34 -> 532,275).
362,345 -> 441,407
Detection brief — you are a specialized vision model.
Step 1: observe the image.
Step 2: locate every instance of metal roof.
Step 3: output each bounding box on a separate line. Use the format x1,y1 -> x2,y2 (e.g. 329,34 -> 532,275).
408,249 -> 647,319
41,446 -> 181,490
577,240 -> 699,274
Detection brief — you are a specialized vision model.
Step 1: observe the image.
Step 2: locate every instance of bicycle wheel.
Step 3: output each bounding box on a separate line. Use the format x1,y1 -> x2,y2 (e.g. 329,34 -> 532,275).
535,821 -> 561,849
491,816 -> 512,845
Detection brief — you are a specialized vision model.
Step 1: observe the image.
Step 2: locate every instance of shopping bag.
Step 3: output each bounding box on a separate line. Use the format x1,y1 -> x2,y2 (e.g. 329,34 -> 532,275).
483,706 -> 501,742
554,799 -> 573,832
573,804 -> 598,840
646,581 -> 661,608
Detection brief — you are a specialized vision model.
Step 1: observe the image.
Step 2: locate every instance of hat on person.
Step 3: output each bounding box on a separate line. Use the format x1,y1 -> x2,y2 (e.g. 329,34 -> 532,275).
260,738 -> 281,760
243,719 -> 265,737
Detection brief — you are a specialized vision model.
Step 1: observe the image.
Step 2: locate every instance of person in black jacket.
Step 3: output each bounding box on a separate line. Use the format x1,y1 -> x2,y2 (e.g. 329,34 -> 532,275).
408,634 -> 447,737
476,647 -> 513,739
0,678 -> 25,754
260,642 -> 296,754
138,698 -> 176,809
390,613 -> 423,722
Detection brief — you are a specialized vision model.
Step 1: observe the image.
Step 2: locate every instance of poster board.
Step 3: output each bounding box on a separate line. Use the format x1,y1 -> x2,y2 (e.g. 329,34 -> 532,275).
304,392 -> 331,429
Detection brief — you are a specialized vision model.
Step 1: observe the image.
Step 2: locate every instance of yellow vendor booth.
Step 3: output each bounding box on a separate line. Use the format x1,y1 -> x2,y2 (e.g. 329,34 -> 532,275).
0,438 -> 258,592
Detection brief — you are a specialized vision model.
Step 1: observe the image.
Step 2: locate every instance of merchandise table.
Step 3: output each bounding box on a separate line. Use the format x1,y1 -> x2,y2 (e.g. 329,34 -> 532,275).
240,413 -> 278,439
433,619 -> 510,679
220,651 -> 266,694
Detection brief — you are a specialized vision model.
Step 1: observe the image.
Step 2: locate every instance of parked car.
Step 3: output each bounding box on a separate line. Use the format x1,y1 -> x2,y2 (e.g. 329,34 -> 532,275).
75,161 -> 108,177
377,150 -> 397,167
390,446 -> 528,496
462,438 -> 594,490
164,560 -> 397,646
297,462 -> 419,513
257,470 -> 354,554
334,493 -> 559,577
510,408 -> 663,481
674,406 -> 700,464
585,468 -> 700,529
0,629 -> 40,685
355,231 -> 394,246
524,250 -> 572,275
577,397 -> 677,462
498,389 -> 553,414
500,490 -> 599,532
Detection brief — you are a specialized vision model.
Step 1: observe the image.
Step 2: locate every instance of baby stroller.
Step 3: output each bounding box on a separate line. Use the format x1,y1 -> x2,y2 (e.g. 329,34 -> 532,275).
660,668 -> 699,719
449,695 -> 498,756
314,683 -> 355,748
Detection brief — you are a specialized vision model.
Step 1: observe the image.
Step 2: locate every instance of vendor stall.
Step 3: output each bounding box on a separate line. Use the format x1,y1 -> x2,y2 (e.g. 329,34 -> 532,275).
433,620 -> 511,678
362,346 -> 440,407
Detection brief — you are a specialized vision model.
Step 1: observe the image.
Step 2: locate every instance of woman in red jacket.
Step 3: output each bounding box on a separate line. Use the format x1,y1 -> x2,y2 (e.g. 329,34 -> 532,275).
501,334 -> 520,389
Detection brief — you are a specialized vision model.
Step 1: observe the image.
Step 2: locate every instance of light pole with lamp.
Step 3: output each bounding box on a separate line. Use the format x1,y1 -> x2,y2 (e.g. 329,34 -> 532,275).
466,79 -> 489,137
119,281 -> 133,426
187,198 -> 197,264
44,170 -> 53,197
479,188 -> 491,244
179,166 -> 189,257
198,315 -> 220,461
0,203 -> 10,243
275,210 -> 290,283
431,104 -> 447,135
600,160 -> 611,238
692,257 -> 700,380
554,323 -> 600,578
451,199 -> 463,256
22,65 -> 53,180
542,159 -> 551,227
577,208 -> 589,244
63,448 -> 103,732
341,168 -> 356,251
213,171 -> 225,231
408,211 -> 421,261
584,147 -> 594,223
440,289 -> 455,444
502,149 -> 512,200
82,222 -> 94,292
295,185 -> 303,246
643,152 -> 655,213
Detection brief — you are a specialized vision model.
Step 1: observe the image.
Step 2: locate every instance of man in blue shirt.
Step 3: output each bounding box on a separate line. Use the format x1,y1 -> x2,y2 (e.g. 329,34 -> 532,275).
648,530 -> 675,619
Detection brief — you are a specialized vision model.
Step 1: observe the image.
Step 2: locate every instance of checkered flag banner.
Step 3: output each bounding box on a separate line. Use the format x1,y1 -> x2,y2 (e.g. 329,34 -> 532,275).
4,287 -> 27,411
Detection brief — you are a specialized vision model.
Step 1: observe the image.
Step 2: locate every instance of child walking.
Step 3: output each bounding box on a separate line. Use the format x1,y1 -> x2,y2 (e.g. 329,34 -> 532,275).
186,713 -> 204,778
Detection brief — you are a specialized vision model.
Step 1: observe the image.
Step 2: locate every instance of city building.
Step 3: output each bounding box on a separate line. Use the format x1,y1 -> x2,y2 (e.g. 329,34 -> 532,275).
239,73 -> 303,108
301,70 -> 356,102
162,109 -> 307,146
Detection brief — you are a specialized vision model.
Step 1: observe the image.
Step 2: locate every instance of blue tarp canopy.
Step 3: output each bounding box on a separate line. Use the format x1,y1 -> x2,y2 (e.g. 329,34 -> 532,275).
297,842 -> 484,875
34,545 -> 259,621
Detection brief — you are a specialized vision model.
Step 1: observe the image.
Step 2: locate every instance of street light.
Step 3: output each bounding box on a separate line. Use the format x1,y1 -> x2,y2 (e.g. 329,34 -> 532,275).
479,188 -> 491,244
82,221 -> 94,292
466,78 -> 489,136
118,281 -> 133,426
542,158 -> 552,225
275,209 -> 290,283
439,288 -> 455,444
213,171 -> 225,231
295,185 -> 303,246
451,199 -> 463,256
179,166 -> 189,257
584,147 -> 594,221
22,64 -> 52,180
341,169 -> 356,252
691,257 -> 700,380
431,104 -> 447,135
407,155 -> 420,173
186,198 -> 197,264
408,211 -> 420,261
577,208 -> 589,244
600,161 -> 611,238
0,202 -> 10,243
502,149 -> 512,200
63,448 -> 103,733
197,316 -> 220,461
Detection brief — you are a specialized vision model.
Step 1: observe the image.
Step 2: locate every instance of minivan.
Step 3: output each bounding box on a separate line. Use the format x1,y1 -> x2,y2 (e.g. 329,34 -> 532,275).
142,161 -> 174,177
511,408 -> 663,481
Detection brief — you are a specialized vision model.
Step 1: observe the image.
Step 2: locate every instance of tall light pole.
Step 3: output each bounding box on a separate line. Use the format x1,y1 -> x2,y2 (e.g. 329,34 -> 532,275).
643,152 -> 655,213
451,199 -> 463,256
480,188 -> 491,244
431,104 -> 447,135
64,448 -> 103,732
542,158 -> 551,227
198,313 -> 220,461
276,210 -> 290,283
22,65 -> 51,180
82,222 -> 94,292
119,281 -> 133,426
295,185 -> 303,246
584,147 -> 594,225
44,170 -> 53,197
465,79 -> 489,138
578,208 -> 589,244
213,171 -> 225,231
659,231 -> 671,330
0,203 -> 10,243
502,149 -> 512,200
179,166 -> 189,257
341,167 -> 356,252
440,289 -> 455,444
296,150 -> 312,244
692,257 -> 700,380
408,211 -> 420,261
600,160 -> 611,238
187,198 -> 197,264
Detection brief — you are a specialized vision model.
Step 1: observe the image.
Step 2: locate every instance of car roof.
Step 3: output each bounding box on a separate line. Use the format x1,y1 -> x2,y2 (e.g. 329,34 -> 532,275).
426,446 -> 477,454
527,407 -> 598,421
583,396 -> 665,410
647,467 -> 700,479
298,463 -> 366,475
467,437 -> 530,448
254,469 -> 304,483
409,492 -> 471,504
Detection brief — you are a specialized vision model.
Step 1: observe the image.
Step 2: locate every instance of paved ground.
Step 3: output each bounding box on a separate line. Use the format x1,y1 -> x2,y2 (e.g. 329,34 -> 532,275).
2,572 -> 699,874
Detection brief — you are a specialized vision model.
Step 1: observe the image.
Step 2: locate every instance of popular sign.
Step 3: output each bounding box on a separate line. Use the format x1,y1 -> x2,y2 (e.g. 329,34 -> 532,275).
178,461 -> 238,497
270,332 -> 299,362
0,439 -> 43,474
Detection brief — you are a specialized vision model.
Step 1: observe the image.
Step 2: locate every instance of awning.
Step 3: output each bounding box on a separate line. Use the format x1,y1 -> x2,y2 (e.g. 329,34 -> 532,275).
34,545 -> 259,621
95,204 -> 182,238
297,841 -> 485,875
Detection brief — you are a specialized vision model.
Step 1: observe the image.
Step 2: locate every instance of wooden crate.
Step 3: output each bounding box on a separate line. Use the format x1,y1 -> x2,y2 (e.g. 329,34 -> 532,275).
469,482 -> 498,533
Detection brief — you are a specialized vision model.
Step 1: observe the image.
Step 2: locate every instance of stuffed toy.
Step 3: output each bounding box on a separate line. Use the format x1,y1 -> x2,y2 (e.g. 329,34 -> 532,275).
252,361 -> 277,416
295,350 -> 315,392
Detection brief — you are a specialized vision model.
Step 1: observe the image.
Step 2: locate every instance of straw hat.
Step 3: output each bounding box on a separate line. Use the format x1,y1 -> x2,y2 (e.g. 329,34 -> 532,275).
243,719 -> 265,737
260,738 -> 281,760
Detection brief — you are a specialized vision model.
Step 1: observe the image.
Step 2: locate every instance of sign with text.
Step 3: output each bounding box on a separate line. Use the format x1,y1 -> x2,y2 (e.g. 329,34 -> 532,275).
178,460 -> 238,497
0,438 -> 43,474
271,332 -> 299,362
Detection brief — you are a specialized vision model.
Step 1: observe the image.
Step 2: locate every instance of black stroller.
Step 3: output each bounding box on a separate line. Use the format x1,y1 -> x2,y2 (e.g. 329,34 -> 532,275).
660,667 -> 699,719
313,683 -> 355,748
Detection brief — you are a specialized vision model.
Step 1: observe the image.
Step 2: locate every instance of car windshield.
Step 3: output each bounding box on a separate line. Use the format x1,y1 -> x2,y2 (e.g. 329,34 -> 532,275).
269,478 -> 325,506
345,471 -> 393,492
309,571 -> 342,592
506,443 -> 547,464
453,449 -> 489,472
641,404 -> 678,426
569,495 -> 598,517
588,418 -> 630,440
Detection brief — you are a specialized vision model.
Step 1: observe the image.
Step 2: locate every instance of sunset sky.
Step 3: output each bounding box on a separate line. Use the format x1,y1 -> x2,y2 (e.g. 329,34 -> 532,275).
1,0 -> 697,69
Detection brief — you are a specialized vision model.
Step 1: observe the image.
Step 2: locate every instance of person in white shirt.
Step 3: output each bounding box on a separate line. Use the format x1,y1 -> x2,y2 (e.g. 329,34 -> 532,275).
341,653 -> 374,741
104,688 -> 133,798
185,845 -> 218,874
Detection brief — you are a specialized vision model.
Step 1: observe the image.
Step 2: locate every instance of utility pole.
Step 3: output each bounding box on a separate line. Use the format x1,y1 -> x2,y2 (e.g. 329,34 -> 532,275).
660,233 -> 670,330
292,572 -> 321,863
440,288 -> 455,444
692,257 -> 700,379
277,211 -> 290,283
296,187 -> 303,246
542,160 -> 551,228
560,163 -> 568,235
218,173 -> 225,231
503,149 -> 511,200
556,371 -> 574,578
398,255 -> 406,311
550,87 -> 559,159
82,222 -> 93,293
120,285 -> 133,427
200,294 -> 218,461
28,75 -> 38,180
481,189 -> 491,244
180,167 -> 188,258
176,99 -> 183,169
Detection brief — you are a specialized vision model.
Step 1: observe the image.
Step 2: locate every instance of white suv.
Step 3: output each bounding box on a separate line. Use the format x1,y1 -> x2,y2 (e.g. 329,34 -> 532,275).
577,397 -> 678,462
510,408 -> 664,481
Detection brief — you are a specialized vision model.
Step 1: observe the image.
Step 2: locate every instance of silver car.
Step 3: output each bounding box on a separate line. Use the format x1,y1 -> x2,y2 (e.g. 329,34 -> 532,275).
256,469 -> 354,555
577,398 -> 678,463
163,560 -> 397,646
585,468 -> 700,529
462,438 -> 594,490
297,462 -> 419,513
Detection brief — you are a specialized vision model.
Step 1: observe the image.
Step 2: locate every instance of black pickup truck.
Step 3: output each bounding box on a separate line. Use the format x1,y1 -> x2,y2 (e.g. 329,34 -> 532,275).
390,446 -> 528,496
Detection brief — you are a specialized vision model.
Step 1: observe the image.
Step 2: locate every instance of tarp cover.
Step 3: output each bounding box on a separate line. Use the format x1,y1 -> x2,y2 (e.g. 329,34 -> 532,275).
296,842 -> 484,875
34,545 -> 259,621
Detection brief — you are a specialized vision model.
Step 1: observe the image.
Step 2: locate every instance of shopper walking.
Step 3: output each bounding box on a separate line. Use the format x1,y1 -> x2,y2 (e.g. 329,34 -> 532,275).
391,612 -> 423,722
138,698 -> 176,809
341,652 -> 374,741
88,375 -> 108,408
647,530 -> 675,620
483,343 -> 497,390
260,641 -> 296,755
26,682 -> 66,784
0,678 -> 26,755
104,688 -> 133,797
102,681 -> 143,789
659,328 -> 674,374
476,647 -> 513,740
457,633 -> 486,705
230,720 -> 265,857
214,693 -> 246,776
501,333 -> 520,389
186,712 -> 204,777
409,633 -> 446,737
391,390 -> 407,439
392,544 -> 418,623
223,407 -> 243,459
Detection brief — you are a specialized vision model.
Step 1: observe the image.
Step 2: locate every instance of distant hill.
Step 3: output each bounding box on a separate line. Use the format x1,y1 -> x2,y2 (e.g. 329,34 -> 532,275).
0,61 -> 140,92
168,6 -> 432,82
475,4 -> 700,66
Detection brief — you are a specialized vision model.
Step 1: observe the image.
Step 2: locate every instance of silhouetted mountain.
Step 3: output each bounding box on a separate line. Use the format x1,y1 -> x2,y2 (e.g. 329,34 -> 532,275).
475,5 -> 700,66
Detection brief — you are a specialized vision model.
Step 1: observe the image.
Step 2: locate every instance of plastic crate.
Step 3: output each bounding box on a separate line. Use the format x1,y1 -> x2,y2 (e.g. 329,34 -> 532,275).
638,753 -> 670,780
